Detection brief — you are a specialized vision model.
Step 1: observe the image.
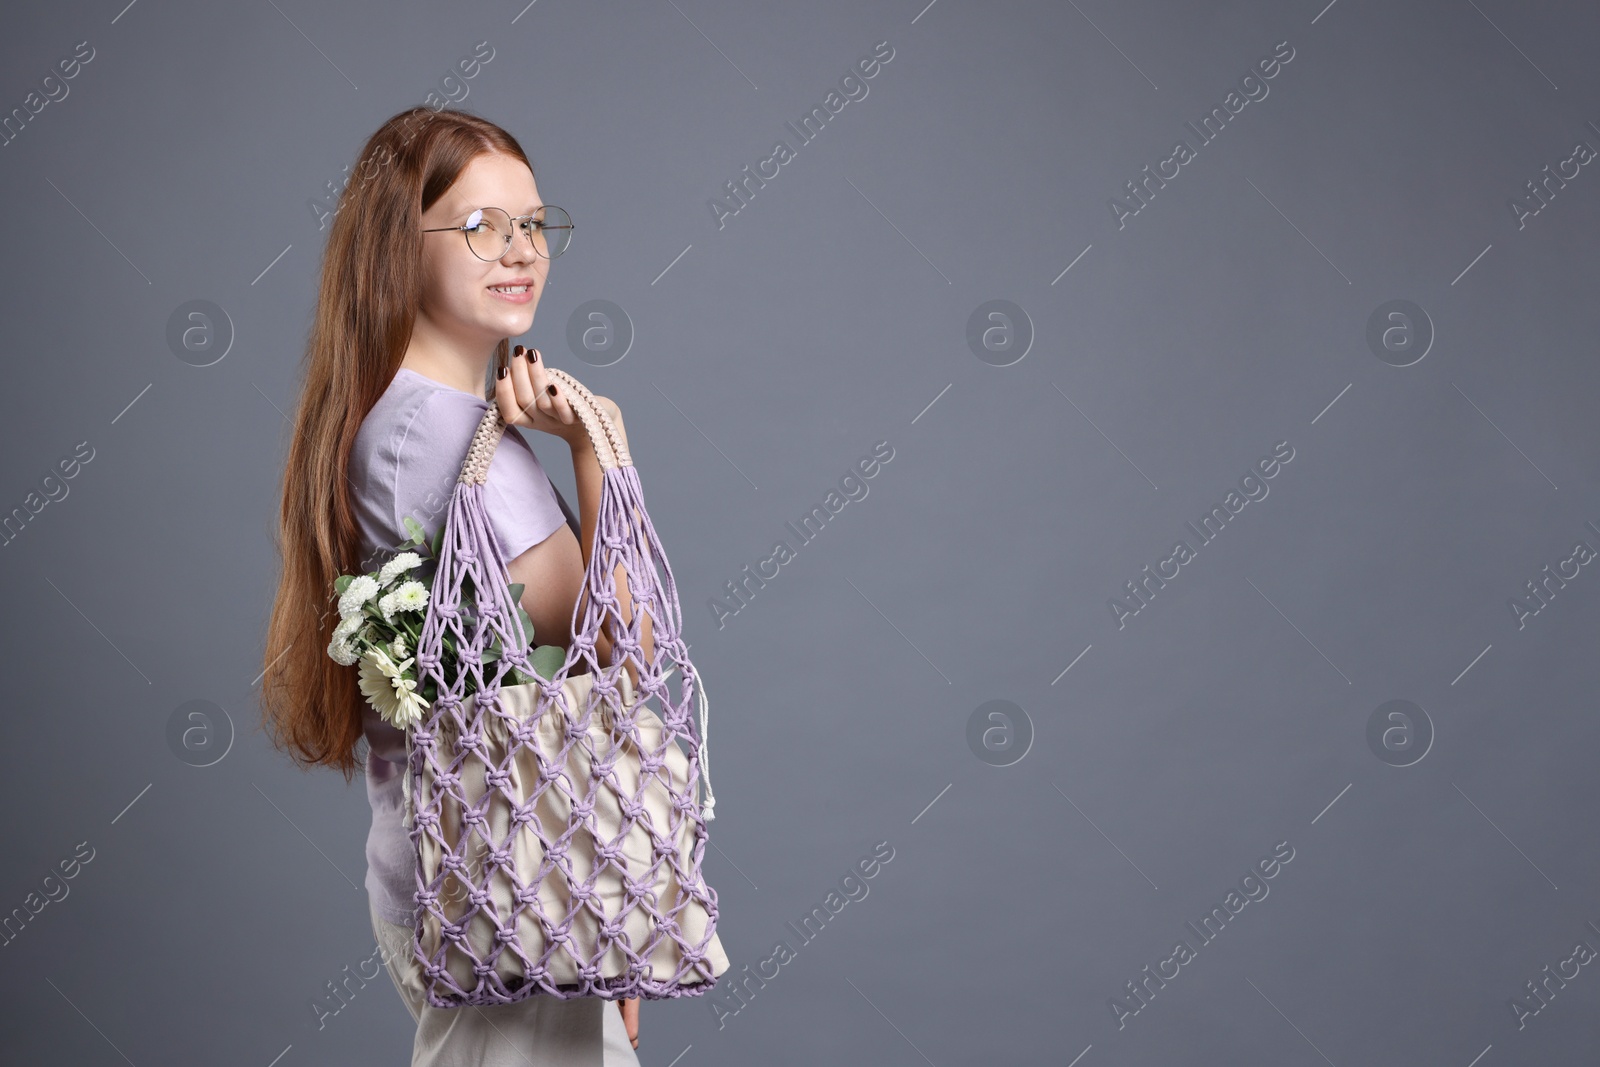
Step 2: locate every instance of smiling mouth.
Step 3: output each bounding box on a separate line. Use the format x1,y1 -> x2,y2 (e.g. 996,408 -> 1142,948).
488,285 -> 532,294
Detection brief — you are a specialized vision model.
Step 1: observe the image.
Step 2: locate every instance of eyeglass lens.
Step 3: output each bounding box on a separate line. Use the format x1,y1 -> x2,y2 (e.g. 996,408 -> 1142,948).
463,206 -> 573,261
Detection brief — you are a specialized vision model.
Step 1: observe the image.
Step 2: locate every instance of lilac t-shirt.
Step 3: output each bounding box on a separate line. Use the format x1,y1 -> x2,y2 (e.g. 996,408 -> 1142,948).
348,367 -> 576,927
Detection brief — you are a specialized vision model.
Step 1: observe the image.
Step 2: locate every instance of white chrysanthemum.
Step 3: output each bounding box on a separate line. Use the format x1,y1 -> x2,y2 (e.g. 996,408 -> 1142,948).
357,647 -> 427,730
391,684 -> 427,730
389,633 -> 408,660
379,551 -> 423,584
327,613 -> 366,665
338,575 -> 380,620
392,580 -> 429,612
376,591 -> 399,623
327,632 -> 361,666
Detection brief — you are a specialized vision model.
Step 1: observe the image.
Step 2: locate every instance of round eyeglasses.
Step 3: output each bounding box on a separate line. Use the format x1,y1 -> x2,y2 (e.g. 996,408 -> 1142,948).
422,205 -> 574,261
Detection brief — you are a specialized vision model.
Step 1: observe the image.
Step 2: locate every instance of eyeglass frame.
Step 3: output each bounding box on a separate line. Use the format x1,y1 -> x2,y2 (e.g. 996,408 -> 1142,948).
421,205 -> 575,261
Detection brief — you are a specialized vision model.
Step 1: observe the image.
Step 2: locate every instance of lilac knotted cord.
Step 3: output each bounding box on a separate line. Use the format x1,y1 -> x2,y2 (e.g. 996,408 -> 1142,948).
403,408 -> 721,1008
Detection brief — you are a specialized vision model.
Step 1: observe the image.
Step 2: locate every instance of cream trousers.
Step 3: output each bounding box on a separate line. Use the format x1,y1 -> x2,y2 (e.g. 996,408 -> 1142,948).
370,899 -> 643,1067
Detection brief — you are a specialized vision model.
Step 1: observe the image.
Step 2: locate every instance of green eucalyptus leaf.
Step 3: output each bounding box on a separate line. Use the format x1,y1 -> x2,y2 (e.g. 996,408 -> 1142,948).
430,521 -> 446,558
403,515 -> 425,545
334,574 -> 354,595
530,643 -> 565,681
507,582 -> 525,605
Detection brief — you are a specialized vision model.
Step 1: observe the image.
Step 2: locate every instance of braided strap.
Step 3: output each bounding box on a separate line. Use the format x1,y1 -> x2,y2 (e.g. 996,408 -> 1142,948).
544,367 -> 631,468
404,371 -> 724,1008
457,406 -> 506,485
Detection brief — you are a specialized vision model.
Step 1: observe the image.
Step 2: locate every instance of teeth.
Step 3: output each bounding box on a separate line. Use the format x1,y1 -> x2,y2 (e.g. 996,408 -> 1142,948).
490,285 -> 530,293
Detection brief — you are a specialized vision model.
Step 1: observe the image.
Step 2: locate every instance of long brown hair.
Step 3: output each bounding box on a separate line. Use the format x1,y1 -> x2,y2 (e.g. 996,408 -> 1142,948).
260,107 -> 532,779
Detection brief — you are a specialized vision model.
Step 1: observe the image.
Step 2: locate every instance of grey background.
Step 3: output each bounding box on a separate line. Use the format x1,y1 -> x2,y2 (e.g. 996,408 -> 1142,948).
2,0 -> 1598,1063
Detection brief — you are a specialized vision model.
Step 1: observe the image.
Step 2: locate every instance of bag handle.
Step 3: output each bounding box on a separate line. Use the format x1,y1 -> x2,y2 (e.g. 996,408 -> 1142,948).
458,369 -> 624,484
449,369 -> 718,822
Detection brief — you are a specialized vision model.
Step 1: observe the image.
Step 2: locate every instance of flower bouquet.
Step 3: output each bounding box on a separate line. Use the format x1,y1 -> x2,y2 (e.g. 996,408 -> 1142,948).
326,515 -> 567,730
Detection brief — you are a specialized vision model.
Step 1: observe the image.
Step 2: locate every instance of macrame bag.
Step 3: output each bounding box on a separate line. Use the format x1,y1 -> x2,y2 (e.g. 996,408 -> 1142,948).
401,367 -> 729,1008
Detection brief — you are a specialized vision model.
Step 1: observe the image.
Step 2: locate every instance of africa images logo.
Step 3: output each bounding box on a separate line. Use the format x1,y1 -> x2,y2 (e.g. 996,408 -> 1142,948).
709,441 -> 894,628
707,40 -> 895,230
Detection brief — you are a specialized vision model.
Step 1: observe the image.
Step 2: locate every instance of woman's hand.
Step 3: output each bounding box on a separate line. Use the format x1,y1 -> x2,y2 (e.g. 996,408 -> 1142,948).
493,345 -> 626,451
618,997 -> 640,1049
494,344 -> 582,443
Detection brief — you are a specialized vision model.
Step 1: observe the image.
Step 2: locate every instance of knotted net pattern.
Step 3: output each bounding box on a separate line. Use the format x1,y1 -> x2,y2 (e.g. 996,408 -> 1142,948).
405,394 -> 722,1008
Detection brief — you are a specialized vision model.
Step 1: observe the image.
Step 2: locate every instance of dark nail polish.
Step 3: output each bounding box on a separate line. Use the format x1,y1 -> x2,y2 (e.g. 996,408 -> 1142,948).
514,344 -> 524,356
530,349 -> 539,363
547,384 -> 557,396
497,366 -> 507,379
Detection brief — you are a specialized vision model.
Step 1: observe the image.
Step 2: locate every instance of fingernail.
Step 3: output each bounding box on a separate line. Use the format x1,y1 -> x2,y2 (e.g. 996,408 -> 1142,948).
530,349 -> 539,363
514,344 -> 524,356
497,366 -> 507,380
547,385 -> 557,396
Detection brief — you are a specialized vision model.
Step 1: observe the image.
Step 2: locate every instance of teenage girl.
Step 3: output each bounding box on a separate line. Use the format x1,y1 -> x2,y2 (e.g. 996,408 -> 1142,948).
263,106 -> 645,1066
